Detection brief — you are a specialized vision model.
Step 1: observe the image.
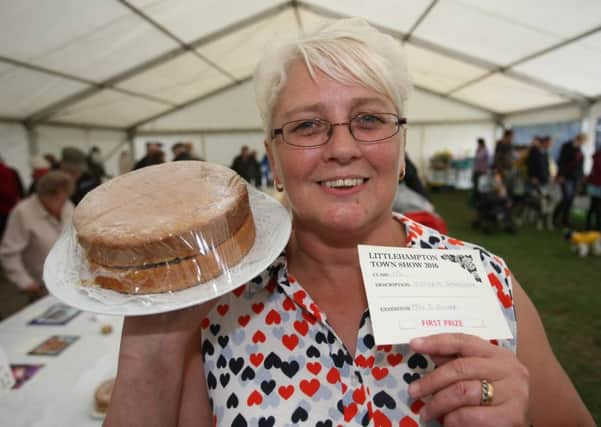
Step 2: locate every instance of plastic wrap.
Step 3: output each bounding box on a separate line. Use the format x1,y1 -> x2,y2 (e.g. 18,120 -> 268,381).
44,162 -> 291,316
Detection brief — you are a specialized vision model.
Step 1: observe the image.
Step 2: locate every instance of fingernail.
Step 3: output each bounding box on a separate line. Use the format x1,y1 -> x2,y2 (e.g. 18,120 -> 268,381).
410,337 -> 424,348
408,382 -> 419,397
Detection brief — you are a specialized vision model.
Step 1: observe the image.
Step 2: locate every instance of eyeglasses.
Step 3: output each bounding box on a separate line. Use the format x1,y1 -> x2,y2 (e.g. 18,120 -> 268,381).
271,113 -> 407,148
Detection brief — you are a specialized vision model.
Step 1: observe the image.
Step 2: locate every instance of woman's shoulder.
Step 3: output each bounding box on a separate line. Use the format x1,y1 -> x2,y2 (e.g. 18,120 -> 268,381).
397,213 -> 514,305
397,213 -> 507,262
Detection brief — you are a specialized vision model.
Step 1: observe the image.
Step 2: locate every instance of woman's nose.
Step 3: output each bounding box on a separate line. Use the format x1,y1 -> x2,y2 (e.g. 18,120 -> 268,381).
323,123 -> 362,163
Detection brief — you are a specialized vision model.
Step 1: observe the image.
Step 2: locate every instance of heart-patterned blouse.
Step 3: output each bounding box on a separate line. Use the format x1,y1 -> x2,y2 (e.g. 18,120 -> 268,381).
201,214 -> 517,426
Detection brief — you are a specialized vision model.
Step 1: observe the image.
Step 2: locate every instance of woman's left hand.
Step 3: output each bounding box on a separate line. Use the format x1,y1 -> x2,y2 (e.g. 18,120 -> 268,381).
408,333 -> 530,427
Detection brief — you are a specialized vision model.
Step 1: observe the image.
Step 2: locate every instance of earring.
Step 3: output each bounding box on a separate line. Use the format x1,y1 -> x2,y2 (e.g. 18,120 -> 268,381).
275,179 -> 284,192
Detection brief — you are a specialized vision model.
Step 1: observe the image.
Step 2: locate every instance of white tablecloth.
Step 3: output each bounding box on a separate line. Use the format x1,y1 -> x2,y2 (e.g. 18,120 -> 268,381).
0,296 -> 123,427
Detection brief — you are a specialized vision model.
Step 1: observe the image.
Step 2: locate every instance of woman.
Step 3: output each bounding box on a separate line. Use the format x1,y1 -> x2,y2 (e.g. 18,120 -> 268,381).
105,19 -> 593,426
586,145 -> 601,230
0,170 -> 74,299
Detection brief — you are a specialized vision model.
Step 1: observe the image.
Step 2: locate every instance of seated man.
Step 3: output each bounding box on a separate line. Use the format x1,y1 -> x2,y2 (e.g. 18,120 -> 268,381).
0,171 -> 74,300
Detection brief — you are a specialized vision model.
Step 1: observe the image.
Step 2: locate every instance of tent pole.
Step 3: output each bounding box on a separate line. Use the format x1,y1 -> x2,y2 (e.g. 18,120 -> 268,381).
200,134 -> 207,160
24,124 -> 39,157
127,129 -> 136,160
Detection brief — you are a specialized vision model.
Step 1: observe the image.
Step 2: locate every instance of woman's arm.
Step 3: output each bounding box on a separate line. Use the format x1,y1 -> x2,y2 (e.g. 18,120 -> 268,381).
104,303 -> 214,427
512,276 -> 594,426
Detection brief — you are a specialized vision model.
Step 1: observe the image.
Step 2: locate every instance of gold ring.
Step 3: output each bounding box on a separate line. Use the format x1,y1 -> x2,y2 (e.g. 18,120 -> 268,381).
480,379 -> 494,406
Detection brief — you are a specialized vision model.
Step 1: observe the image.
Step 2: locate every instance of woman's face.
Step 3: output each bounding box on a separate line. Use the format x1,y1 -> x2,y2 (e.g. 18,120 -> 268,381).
266,60 -> 405,234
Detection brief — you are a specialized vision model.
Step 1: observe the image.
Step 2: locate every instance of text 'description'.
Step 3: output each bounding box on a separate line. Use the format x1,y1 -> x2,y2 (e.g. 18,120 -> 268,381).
358,245 -> 513,344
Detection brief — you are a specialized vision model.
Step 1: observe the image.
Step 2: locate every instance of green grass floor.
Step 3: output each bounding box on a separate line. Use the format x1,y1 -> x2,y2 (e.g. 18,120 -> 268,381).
430,189 -> 601,424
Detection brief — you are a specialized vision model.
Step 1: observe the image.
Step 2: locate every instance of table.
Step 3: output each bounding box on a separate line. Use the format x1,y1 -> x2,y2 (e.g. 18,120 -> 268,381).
0,296 -> 123,427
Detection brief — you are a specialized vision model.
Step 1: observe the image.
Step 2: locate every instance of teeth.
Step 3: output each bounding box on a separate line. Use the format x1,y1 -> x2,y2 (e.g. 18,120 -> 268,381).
322,178 -> 365,188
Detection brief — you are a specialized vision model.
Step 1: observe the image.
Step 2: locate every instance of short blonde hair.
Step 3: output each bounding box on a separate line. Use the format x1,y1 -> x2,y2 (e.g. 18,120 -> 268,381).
254,18 -> 411,136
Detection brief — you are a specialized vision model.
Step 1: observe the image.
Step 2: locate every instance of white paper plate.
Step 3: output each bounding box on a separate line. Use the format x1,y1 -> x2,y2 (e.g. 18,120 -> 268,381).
44,187 -> 291,316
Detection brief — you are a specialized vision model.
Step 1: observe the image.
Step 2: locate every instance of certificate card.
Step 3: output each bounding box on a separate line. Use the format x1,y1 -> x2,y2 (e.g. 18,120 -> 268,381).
358,245 -> 513,345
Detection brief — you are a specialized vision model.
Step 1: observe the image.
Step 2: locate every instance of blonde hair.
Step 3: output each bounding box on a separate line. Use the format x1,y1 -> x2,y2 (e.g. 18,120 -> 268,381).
254,18 -> 411,136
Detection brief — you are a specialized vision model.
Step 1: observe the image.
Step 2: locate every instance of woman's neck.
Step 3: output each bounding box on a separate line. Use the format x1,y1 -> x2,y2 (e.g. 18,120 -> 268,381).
286,214 -> 406,291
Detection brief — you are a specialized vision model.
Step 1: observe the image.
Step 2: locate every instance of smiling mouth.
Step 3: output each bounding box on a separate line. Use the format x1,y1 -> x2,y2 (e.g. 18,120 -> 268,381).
318,177 -> 368,189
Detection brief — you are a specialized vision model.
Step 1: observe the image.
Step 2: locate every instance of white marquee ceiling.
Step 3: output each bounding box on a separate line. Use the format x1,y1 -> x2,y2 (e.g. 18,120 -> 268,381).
1,0 -> 600,132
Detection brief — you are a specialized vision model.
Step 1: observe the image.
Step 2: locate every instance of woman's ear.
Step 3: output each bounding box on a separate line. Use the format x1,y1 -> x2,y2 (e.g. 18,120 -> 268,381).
398,128 -> 407,177
264,139 -> 282,186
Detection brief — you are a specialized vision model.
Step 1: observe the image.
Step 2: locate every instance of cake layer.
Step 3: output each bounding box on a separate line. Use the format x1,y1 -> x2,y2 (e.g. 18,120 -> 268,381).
88,214 -> 256,294
74,161 -> 249,267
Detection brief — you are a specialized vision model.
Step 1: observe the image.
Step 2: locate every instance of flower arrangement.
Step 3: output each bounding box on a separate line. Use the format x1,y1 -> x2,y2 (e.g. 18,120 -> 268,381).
430,150 -> 453,170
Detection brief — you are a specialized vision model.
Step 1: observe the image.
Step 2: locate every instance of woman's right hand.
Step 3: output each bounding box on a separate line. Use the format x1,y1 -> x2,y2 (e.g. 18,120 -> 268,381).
104,300 -> 217,427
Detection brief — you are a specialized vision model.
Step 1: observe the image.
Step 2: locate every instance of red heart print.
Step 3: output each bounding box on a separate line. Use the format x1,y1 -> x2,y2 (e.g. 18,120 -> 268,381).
238,315 -> 250,327
352,386 -> 365,404
282,334 -> 298,350
399,416 -> 418,427
373,410 -> 392,427
293,290 -> 306,305
293,320 -> 308,336
326,367 -> 340,384
300,379 -> 320,397
302,311 -> 317,324
265,309 -> 281,325
306,362 -> 321,375
410,399 -> 424,414
252,330 -> 266,343
343,403 -> 358,422
252,302 -> 264,314
372,367 -> 389,381
247,390 -> 262,406
249,353 -> 264,367
282,298 -> 295,311
387,354 -> 403,367
278,384 -> 294,399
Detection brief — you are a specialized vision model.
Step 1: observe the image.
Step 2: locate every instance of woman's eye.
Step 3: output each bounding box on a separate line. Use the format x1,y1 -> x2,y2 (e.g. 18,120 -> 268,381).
291,120 -> 323,134
356,114 -> 385,127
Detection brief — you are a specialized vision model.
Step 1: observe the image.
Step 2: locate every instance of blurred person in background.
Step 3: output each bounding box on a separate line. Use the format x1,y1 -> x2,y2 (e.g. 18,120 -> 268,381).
249,150 -> 262,187
585,143 -> 601,231
494,129 -> 516,198
553,133 -> 586,228
260,152 -> 273,187
60,146 -> 100,205
184,142 -> 204,161
403,154 -> 427,198
231,145 -> 259,184
134,142 -> 163,170
472,137 -> 489,197
86,146 -> 108,183
118,150 -> 133,175
0,155 -> 24,240
0,171 -> 74,300
172,142 -> 193,161
540,135 -> 556,179
27,155 -> 50,195
147,149 -> 166,166
43,153 -> 60,170
526,135 -> 550,190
